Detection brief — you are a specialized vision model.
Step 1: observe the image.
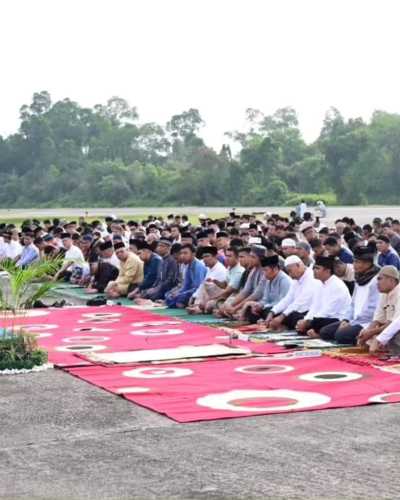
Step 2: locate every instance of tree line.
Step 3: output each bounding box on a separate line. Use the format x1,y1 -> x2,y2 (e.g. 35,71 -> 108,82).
0,91 -> 399,207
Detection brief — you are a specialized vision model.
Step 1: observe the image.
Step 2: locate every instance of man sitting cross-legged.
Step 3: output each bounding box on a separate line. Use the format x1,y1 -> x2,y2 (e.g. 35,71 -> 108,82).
220,245 -> 266,319
53,232 -> 88,282
319,245 -> 380,345
197,246 -> 245,314
357,266 -> 400,351
165,244 -> 207,308
128,241 -> 162,300
370,310 -> 400,355
105,242 -> 144,299
136,238 -> 179,302
242,255 -> 292,324
187,246 -> 228,314
296,256 -> 352,338
265,255 -> 320,331
214,247 -> 252,317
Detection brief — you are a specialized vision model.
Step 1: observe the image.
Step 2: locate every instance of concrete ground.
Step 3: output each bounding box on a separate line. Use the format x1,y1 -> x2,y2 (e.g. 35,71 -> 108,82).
1,368 -> 399,499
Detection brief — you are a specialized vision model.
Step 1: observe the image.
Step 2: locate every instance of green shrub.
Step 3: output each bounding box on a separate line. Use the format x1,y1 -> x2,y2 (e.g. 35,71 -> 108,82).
0,332 -> 48,371
285,192 -> 337,206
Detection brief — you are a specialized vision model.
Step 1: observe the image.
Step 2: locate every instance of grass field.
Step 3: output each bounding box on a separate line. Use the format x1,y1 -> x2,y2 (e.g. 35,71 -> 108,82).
0,213 -> 229,226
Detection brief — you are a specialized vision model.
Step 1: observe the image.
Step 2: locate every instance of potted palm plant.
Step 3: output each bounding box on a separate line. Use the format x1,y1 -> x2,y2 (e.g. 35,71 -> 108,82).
0,258 -> 61,372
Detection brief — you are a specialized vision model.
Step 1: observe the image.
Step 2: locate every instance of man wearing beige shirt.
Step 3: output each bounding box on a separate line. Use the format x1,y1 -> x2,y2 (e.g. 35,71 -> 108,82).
105,242 -> 144,298
358,266 -> 400,348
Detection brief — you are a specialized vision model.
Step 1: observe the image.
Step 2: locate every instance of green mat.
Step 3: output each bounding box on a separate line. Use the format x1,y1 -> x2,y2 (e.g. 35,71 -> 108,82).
150,308 -> 226,324
52,284 -> 227,323
53,283 -> 92,300
52,283 -> 135,305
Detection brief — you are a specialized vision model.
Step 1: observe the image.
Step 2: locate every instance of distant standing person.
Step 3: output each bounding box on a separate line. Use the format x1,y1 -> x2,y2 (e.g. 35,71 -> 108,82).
296,200 -> 307,219
316,200 -> 327,218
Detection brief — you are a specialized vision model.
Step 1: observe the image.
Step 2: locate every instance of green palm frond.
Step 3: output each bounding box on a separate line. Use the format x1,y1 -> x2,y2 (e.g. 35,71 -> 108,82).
23,282 -> 57,309
0,257 -> 63,312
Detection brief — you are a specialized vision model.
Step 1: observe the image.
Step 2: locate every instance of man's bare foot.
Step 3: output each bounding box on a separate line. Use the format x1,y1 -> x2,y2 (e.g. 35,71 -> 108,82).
306,329 -> 319,338
134,298 -> 153,305
187,305 -> 203,315
85,288 -> 99,294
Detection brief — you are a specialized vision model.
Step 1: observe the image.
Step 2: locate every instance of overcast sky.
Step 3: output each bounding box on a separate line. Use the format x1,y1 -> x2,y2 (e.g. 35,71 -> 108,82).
1,0 -> 399,149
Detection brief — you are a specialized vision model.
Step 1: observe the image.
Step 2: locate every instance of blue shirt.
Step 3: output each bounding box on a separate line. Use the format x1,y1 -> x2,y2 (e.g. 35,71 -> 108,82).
139,253 -> 162,291
16,244 -> 39,268
338,248 -> 354,264
144,254 -> 179,300
346,276 -> 380,327
165,258 -> 207,307
378,250 -> 400,270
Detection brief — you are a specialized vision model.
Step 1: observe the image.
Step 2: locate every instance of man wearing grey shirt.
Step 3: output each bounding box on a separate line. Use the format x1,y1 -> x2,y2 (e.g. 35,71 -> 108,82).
222,245 -> 266,318
243,255 -> 292,323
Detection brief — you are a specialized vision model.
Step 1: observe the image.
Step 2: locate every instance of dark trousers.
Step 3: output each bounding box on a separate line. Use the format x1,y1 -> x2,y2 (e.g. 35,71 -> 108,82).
244,306 -> 271,324
95,263 -> 119,293
283,311 -> 307,330
309,317 -> 339,333
319,321 -> 363,345
60,270 -> 72,282
344,281 -> 355,295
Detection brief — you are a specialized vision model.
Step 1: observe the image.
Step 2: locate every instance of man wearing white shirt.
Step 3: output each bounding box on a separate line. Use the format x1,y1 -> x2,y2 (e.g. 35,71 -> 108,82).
187,246 -> 228,314
298,200 -> 307,219
0,234 -> 9,261
319,245 -> 380,345
296,256 -> 352,337
53,233 -> 88,281
203,247 -> 245,313
266,255 -> 321,331
3,230 -> 23,260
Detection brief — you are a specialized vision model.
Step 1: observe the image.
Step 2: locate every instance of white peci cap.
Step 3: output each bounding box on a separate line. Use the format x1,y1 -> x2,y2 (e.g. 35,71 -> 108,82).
281,238 -> 297,248
284,255 -> 303,267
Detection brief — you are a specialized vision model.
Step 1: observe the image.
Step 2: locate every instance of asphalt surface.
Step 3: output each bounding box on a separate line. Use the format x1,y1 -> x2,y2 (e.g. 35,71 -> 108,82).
1,368 -> 399,499
1,206 -> 400,226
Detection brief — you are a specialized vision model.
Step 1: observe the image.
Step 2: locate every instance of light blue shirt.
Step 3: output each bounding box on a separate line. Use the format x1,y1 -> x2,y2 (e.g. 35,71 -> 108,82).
258,270 -> 292,309
227,264 -> 245,290
346,276 -> 380,327
16,244 -> 39,267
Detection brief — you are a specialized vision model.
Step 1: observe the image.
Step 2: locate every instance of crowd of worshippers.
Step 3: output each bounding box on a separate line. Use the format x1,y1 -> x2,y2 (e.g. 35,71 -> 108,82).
2,211 -> 400,355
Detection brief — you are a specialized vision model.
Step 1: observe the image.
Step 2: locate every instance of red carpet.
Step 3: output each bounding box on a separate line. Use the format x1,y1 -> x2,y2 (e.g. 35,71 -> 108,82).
1,306 -> 284,367
66,354 -> 400,422
5,306 -> 400,422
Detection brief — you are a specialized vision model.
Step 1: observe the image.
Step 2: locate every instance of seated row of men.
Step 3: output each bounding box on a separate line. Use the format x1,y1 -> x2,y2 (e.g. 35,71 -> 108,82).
1,211 -> 400,355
